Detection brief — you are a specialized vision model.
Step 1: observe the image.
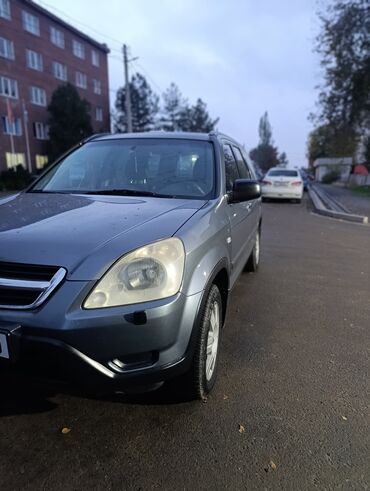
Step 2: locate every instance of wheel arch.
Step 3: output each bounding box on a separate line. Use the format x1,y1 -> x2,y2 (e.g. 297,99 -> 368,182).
179,258 -> 230,377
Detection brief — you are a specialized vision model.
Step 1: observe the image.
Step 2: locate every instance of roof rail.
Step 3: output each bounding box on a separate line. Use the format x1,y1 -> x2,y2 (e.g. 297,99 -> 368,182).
80,133 -> 112,144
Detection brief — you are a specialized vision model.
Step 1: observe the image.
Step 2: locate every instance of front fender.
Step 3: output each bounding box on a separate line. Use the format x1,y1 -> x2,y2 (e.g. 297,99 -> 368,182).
181,243 -> 230,296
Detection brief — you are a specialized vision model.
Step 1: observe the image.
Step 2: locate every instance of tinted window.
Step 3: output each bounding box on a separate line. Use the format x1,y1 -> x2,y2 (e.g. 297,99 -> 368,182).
232,146 -> 251,179
31,139 -> 215,199
223,144 -> 240,192
268,170 -> 299,177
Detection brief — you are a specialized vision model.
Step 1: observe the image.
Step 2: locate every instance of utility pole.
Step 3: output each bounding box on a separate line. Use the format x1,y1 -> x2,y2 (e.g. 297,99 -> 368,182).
22,100 -> 32,173
6,98 -> 15,168
123,44 -> 133,133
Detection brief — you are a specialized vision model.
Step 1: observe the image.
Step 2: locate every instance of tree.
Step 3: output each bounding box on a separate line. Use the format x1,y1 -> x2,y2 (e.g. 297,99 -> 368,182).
249,145 -> 279,173
249,112 -> 280,172
278,152 -> 289,167
48,83 -> 93,161
160,83 -> 187,131
307,124 -> 357,165
314,0 -> 370,131
259,111 -> 272,145
115,73 -> 159,133
177,98 -> 219,133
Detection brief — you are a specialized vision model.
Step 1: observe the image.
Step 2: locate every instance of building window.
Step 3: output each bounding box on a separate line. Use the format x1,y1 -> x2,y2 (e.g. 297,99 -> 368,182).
6,152 -> 25,170
30,86 -> 47,106
26,49 -> 43,71
91,50 -> 99,67
50,26 -> 64,48
0,0 -> 11,20
95,107 -> 103,122
72,40 -> 85,59
0,76 -> 18,99
2,116 -> 22,136
22,11 -> 40,36
75,71 -> 87,89
35,155 -> 49,170
93,79 -> 101,95
0,37 -> 15,60
52,61 -> 67,81
34,122 -> 49,140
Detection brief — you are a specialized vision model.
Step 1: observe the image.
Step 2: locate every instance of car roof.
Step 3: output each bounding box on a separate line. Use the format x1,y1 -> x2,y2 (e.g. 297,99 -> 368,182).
83,131 -> 242,146
267,167 -> 299,172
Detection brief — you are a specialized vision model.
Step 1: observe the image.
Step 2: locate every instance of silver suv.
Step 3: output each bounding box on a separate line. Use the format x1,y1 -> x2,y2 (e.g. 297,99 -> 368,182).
0,132 -> 262,399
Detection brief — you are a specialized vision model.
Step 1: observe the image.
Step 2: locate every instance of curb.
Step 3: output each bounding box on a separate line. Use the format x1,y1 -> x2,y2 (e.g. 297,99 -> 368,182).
313,184 -> 350,213
308,186 -> 368,224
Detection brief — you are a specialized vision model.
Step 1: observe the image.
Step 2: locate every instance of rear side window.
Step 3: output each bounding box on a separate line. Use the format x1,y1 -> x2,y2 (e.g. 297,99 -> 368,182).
223,144 -> 240,192
232,146 -> 251,179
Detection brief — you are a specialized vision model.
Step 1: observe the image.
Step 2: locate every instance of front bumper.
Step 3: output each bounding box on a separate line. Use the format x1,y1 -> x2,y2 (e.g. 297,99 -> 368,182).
0,286 -> 203,391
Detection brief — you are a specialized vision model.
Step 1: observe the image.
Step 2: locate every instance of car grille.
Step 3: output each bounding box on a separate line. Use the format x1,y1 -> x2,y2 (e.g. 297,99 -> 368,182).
0,262 -> 60,281
0,262 -> 66,310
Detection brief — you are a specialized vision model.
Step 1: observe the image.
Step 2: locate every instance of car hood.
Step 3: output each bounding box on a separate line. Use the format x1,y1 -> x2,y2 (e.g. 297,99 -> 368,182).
0,193 -> 205,280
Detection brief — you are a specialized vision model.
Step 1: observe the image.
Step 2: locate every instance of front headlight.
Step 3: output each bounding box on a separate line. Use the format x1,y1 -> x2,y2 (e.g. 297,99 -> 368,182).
84,238 -> 185,309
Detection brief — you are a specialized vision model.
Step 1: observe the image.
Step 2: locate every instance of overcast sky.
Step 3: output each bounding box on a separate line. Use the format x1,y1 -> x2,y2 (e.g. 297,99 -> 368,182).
36,0 -> 321,168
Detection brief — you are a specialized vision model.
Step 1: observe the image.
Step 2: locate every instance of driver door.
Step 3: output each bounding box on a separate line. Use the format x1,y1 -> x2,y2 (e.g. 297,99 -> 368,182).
222,142 -> 255,283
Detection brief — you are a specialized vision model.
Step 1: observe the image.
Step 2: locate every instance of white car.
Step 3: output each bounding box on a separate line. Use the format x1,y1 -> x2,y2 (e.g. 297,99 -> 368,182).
261,168 -> 304,203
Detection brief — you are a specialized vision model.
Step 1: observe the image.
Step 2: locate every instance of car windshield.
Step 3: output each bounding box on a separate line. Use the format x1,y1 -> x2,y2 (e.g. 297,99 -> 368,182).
267,170 -> 299,177
30,139 -> 215,199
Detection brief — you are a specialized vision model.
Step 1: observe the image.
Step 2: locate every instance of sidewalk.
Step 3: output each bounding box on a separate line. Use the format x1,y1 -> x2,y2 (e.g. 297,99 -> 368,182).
319,184 -> 370,218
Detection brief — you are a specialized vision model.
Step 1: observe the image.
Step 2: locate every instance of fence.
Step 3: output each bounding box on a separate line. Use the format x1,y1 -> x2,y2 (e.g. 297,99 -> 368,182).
348,174 -> 370,186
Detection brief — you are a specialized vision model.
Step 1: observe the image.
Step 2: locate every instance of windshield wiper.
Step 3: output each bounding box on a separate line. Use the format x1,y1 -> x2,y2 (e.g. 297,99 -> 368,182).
83,189 -> 176,198
28,189 -> 178,198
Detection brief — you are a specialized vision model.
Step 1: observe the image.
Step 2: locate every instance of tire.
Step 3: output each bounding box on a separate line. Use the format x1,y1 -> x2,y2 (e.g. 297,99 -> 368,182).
245,228 -> 261,272
185,284 -> 222,400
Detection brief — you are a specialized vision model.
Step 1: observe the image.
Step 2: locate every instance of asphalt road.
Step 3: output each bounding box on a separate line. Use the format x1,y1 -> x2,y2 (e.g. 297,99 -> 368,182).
1,196 -> 370,491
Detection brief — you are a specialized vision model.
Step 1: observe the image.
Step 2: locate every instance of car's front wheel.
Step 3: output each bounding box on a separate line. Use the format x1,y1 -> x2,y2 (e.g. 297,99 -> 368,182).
186,284 -> 222,400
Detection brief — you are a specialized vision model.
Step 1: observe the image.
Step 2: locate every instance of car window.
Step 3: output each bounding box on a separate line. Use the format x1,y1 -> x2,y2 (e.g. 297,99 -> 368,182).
241,148 -> 257,179
223,144 -> 240,192
267,170 -> 299,177
232,146 -> 251,179
31,139 -> 216,200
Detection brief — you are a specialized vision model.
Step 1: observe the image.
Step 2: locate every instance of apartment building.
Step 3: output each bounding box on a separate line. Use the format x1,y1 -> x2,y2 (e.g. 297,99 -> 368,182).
0,0 -> 110,173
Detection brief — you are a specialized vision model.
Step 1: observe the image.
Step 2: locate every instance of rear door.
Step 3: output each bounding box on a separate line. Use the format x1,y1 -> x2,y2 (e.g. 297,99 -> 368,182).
222,142 -> 255,283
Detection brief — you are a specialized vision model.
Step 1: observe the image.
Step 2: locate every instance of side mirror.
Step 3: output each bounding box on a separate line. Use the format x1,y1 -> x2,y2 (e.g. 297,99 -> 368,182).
230,179 -> 261,203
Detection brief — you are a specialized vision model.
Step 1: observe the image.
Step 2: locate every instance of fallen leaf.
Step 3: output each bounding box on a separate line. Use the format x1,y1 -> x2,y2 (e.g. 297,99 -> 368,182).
223,395 -> 229,400
238,424 -> 245,433
61,427 -> 71,434
270,460 -> 277,471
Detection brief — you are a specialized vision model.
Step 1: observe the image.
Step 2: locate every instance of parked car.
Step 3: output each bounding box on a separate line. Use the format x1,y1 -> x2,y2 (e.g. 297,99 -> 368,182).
0,132 -> 262,399
261,168 -> 304,202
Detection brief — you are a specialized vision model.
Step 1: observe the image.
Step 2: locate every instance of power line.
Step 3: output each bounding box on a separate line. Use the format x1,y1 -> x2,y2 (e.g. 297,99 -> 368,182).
34,0 -> 124,49
132,60 -> 164,94
33,2 -> 165,99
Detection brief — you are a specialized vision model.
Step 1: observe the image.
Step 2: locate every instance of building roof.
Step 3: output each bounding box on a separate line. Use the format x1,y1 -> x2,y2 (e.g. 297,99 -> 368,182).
353,165 -> 369,175
21,0 -> 110,53
313,157 -> 353,167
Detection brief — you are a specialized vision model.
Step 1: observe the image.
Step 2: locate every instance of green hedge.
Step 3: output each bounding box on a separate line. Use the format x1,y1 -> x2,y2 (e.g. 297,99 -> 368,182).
322,168 -> 341,184
0,165 -> 33,191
